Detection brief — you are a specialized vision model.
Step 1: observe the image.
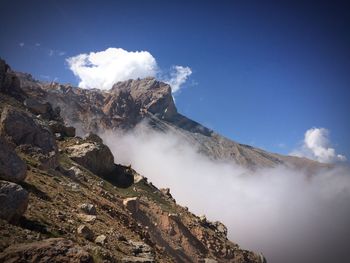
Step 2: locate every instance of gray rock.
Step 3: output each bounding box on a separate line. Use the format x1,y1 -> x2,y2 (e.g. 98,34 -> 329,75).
0,106 -> 57,154
65,134 -> 115,176
121,256 -> 155,263
213,221 -> 228,236
0,59 -> 26,101
94,234 -> 107,245
24,98 -> 51,116
79,203 -> 97,215
77,225 -> 94,241
48,120 -> 75,137
0,180 -> 29,222
123,197 -> 139,213
0,137 -> 27,182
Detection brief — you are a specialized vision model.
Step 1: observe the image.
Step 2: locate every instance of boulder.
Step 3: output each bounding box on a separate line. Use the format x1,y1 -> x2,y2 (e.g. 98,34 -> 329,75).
79,203 -> 97,215
0,58 -> 26,101
0,106 -> 57,154
0,238 -> 93,263
123,197 -> 139,213
77,214 -> 96,223
0,180 -> 29,222
160,188 -> 173,199
0,137 -> 27,182
24,98 -> 51,116
95,234 -> 107,245
212,221 -> 227,236
48,120 -> 75,137
77,225 -> 94,241
65,134 -> 114,176
125,240 -> 155,262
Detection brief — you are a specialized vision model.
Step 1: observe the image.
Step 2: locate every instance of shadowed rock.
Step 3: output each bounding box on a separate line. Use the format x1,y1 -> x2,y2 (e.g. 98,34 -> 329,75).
0,180 -> 29,222
0,136 -> 27,182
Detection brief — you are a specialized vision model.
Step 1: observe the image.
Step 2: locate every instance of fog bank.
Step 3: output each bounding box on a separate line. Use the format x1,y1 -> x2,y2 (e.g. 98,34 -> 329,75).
101,125 -> 350,263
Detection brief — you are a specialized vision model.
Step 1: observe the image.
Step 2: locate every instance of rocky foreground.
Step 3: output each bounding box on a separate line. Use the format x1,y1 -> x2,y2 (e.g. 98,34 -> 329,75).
0,59 -> 265,262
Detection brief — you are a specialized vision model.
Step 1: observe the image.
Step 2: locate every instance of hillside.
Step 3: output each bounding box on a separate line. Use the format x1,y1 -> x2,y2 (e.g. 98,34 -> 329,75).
0,59 -> 266,262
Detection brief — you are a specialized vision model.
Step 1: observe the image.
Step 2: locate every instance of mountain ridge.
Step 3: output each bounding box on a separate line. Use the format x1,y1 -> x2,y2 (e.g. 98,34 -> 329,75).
13,68 -> 327,172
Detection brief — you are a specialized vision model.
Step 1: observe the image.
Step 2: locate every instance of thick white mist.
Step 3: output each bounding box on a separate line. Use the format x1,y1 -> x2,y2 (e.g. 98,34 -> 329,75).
101,125 -> 350,263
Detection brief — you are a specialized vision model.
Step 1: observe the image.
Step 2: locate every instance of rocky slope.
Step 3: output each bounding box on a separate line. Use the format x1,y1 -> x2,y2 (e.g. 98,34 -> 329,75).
0,59 -> 265,262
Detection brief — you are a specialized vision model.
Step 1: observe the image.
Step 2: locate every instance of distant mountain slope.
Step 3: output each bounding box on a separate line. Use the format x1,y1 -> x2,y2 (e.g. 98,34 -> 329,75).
15,71 -> 327,171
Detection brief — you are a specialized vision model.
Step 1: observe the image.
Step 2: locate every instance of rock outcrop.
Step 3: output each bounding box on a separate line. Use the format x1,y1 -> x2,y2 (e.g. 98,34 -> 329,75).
0,137 -> 27,182
77,225 -> 94,241
64,133 -> 115,176
0,106 -> 57,154
0,238 -> 93,263
0,180 -> 29,222
0,59 -> 26,101
123,197 -> 139,213
78,203 -> 97,215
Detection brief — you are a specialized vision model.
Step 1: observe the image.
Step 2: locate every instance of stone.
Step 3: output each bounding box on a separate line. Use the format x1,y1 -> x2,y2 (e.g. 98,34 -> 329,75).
160,188 -> 173,199
77,213 -> 97,223
0,238 -> 93,263
48,120 -> 75,137
127,240 -> 154,262
0,180 -> 29,222
24,98 -> 51,116
0,136 -> 27,182
79,203 -> 97,215
213,221 -> 227,236
65,134 -> 115,176
0,106 -> 57,154
0,59 -> 26,101
77,225 -> 94,241
123,197 -> 139,213
94,234 -> 107,245
121,256 -> 155,263
199,215 -> 207,224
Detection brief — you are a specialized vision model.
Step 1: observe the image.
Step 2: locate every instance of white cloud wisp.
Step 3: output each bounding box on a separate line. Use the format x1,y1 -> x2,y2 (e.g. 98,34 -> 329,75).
164,65 -> 192,93
291,127 -> 346,163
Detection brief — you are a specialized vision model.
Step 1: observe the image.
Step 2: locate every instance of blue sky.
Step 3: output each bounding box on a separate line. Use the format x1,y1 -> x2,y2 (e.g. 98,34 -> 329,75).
0,0 -> 349,160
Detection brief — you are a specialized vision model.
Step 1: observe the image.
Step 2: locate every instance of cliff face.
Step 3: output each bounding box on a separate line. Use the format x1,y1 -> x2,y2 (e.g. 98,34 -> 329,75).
0,59 -> 265,262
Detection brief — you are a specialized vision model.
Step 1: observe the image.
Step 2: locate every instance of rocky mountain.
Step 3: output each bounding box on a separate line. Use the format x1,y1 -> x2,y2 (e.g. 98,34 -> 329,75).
15,65 -> 325,171
0,59 -> 267,262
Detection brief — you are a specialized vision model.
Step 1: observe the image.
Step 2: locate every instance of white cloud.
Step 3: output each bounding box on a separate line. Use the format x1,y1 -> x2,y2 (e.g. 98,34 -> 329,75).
100,124 -> 350,263
164,65 -> 192,93
66,48 -> 158,90
66,47 -> 192,92
291,127 -> 346,163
